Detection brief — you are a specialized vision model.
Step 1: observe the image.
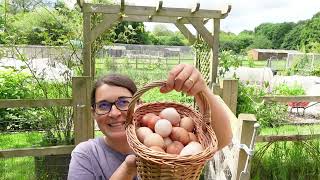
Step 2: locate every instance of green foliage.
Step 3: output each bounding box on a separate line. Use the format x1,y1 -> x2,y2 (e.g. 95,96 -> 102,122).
272,83 -> 305,96
255,22 -> 296,49
109,21 -> 149,44
282,15 -> 320,52
284,54 -> 312,75
0,69 -> 48,131
220,32 -> 254,54
148,32 -> 187,46
281,23 -> 304,50
237,83 -> 287,127
4,6 -> 80,45
218,50 -> 242,77
247,35 -> 273,49
252,140 -> 320,180
311,64 -> 320,76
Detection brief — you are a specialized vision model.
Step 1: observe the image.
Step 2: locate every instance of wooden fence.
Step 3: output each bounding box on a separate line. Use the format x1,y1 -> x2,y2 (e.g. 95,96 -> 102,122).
258,95 -> 320,142
0,78 -> 261,180
0,76 -> 91,158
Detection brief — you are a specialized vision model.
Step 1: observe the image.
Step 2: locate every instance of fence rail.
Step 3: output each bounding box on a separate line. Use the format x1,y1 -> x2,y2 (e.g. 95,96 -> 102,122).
262,95 -> 320,103
0,145 -> 75,158
0,99 -> 72,108
256,134 -> 320,143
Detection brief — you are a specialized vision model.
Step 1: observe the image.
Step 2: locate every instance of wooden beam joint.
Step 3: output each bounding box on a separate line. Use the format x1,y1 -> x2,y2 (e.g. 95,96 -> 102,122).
120,0 -> 125,12
191,2 -> 200,13
156,1 -> 163,12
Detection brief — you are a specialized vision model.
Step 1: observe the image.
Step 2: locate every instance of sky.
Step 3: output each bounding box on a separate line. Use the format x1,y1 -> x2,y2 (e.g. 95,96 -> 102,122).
68,0 -> 320,34
113,0 -> 320,34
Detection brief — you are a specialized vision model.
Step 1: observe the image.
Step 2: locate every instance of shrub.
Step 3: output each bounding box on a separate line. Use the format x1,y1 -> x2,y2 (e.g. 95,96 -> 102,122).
237,83 -> 287,127
0,69 -> 47,131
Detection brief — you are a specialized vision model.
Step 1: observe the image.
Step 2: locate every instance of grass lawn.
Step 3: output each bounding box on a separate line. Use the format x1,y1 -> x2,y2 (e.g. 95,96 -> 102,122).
241,59 -> 287,72
260,124 -> 320,135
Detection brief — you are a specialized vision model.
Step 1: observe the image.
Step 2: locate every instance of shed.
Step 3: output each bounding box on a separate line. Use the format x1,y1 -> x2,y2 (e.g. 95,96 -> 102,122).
248,49 -> 300,61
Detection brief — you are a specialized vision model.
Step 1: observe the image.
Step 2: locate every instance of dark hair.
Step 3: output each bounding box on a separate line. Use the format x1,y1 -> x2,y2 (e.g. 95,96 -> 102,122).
91,73 -> 137,107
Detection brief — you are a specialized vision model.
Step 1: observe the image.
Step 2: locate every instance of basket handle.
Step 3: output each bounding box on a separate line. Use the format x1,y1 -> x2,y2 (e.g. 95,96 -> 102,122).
126,80 -> 211,128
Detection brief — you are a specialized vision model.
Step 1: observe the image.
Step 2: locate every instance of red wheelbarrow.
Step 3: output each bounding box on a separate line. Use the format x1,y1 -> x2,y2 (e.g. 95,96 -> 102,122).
288,101 -> 319,116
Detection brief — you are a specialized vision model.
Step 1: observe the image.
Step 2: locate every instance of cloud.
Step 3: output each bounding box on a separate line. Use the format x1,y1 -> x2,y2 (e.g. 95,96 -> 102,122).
115,0 -> 320,34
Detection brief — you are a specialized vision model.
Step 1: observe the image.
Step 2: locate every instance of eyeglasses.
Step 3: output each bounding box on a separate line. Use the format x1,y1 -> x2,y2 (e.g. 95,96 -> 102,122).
94,96 -> 132,115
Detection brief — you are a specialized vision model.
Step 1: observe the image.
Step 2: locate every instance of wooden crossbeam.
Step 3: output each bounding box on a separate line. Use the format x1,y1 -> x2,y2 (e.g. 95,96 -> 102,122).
89,14 -> 120,43
123,15 -> 187,24
83,3 -> 223,19
187,17 -> 213,47
174,22 -> 196,44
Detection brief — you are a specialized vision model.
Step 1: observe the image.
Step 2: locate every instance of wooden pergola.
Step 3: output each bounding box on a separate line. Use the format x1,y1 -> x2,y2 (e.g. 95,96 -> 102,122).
77,0 -> 231,142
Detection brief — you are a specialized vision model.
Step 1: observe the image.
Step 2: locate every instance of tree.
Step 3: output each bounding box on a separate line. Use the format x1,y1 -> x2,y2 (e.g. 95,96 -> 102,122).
7,0 -> 51,14
281,13 -> 320,52
107,21 -> 149,44
255,22 -> 296,49
220,32 -> 254,53
152,24 -> 174,36
247,35 -> 273,49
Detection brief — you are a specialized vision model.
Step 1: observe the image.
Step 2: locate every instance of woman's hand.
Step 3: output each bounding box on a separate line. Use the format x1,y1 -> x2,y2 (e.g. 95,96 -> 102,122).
110,154 -> 137,180
160,64 -> 207,96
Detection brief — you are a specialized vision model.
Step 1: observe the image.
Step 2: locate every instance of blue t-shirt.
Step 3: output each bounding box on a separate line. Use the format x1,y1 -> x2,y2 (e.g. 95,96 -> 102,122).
68,137 -> 137,180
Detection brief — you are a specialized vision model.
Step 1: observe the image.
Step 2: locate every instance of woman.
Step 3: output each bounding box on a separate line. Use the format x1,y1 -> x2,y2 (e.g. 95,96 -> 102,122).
68,64 -> 233,180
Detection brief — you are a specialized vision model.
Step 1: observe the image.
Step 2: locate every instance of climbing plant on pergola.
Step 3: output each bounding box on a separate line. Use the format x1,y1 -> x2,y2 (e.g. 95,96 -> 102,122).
76,0 -> 231,141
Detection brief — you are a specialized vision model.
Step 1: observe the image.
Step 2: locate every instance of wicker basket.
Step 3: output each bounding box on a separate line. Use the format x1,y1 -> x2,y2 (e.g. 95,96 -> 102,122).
126,81 -> 218,180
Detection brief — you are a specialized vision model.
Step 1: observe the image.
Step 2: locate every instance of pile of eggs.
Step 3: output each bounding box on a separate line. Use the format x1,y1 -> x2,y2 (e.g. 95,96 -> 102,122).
136,107 -> 204,156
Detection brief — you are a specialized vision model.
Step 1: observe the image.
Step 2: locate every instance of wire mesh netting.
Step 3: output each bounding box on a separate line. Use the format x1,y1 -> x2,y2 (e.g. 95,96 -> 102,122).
286,53 -> 320,74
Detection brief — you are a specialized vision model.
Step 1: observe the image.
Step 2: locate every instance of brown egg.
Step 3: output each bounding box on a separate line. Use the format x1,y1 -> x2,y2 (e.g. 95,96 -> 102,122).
180,117 -> 195,132
163,137 -> 173,148
170,127 -> 190,145
144,133 -> 165,149
166,141 -> 184,154
159,107 -> 181,126
147,115 -> 161,130
188,132 -> 199,142
136,127 -> 153,143
141,113 -> 157,126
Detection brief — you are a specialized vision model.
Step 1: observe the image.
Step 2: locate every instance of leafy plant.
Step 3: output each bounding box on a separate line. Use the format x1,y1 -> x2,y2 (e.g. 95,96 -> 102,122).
252,140 -> 320,180
285,54 -> 311,75
237,83 -> 287,127
218,50 -> 242,78
272,83 -> 305,96
0,69 -> 48,131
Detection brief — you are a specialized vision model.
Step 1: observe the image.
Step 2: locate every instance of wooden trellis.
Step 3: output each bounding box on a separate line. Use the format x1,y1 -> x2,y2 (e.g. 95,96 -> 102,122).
78,0 -> 231,142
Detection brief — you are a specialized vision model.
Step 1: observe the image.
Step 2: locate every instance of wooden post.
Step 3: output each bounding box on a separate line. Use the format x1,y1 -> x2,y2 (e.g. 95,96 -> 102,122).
135,56 -> 137,69
73,76 -> 94,145
220,79 -> 238,114
235,114 -> 257,180
211,18 -> 220,86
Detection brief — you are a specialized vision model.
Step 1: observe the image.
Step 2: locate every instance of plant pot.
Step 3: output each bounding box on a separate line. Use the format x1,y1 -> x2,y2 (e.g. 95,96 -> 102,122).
34,154 -> 71,180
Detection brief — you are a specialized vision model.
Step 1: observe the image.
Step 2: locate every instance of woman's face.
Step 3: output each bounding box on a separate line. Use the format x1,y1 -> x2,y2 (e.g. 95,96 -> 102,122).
93,84 -> 132,142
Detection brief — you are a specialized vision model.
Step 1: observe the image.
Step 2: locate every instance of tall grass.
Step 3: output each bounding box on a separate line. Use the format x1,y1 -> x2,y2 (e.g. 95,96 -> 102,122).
252,140 -> 320,180
251,124 -> 320,180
